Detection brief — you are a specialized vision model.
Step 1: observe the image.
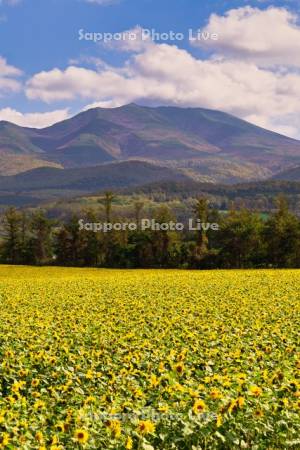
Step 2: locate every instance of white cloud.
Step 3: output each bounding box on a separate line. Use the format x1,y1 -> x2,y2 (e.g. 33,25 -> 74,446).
26,66 -> 128,102
0,56 -> 22,95
194,6 -> 300,67
244,113 -> 300,139
103,26 -> 153,53
83,99 -> 124,109
84,0 -> 118,5
68,56 -> 109,69
0,0 -> 22,5
0,107 -> 70,128
24,38 -> 300,137
23,6 -> 300,138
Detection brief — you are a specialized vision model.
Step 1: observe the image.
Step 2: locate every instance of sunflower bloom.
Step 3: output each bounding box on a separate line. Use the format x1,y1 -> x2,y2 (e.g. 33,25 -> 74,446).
193,399 -> 206,414
254,409 -> 264,418
175,363 -> 184,374
138,420 -> 155,435
0,433 -> 10,448
107,420 -> 121,438
126,436 -> 133,449
35,432 -> 44,443
210,389 -> 222,400
249,386 -> 262,397
74,429 -> 89,445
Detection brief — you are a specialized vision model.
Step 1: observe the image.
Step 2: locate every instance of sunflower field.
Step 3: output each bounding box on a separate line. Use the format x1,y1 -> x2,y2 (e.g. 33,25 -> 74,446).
0,266 -> 300,450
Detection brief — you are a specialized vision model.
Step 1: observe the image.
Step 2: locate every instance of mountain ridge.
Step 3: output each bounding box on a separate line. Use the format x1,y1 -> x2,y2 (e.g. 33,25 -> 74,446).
1,103 -> 300,182
272,166 -> 300,182
0,160 -> 189,192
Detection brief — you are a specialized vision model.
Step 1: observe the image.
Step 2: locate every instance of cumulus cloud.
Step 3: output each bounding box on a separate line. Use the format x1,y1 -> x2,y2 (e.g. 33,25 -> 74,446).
84,0 -> 118,5
0,107 -> 70,128
194,6 -> 300,67
0,56 -> 22,95
103,26 -> 153,53
23,6 -> 300,138
83,99 -> 125,109
0,0 -> 22,5
26,66 -> 128,103
24,36 -> 300,137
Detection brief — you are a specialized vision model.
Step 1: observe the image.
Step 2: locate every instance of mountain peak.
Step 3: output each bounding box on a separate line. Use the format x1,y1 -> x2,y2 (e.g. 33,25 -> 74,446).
0,104 -> 300,181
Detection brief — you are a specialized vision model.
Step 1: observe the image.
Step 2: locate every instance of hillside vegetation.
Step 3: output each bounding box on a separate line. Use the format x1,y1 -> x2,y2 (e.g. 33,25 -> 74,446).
1,104 -> 300,181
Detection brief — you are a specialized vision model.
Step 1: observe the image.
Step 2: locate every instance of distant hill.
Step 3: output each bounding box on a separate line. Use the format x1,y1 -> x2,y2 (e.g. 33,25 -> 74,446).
1,163 -> 300,212
272,166 -> 300,182
1,104 -> 300,182
121,178 -> 300,200
0,160 -> 188,193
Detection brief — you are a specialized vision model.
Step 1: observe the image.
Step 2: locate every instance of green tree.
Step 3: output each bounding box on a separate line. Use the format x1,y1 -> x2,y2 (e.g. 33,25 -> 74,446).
100,191 -> 116,223
217,209 -> 265,268
264,196 -> 300,267
82,210 -> 101,266
134,201 -> 144,227
192,198 -> 209,262
0,208 -> 22,264
55,215 -> 84,266
151,206 -> 178,267
30,210 -> 53,264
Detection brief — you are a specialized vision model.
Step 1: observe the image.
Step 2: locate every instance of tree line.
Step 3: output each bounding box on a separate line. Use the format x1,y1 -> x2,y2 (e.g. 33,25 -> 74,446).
0,194 -> 299,269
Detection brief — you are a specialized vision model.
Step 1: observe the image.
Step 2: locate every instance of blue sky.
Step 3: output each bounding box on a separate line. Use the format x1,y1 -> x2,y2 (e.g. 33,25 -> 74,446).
0,0 -> 300,137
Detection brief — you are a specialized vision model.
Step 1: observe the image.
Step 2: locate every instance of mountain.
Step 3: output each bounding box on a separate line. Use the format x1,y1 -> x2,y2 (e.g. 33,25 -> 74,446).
0,160 -> 188,194
0,122 -> 61,175
272,166 -> 300,182
1,161 -> 300,211
121,178 -> 300,195
1,104 -> 300,182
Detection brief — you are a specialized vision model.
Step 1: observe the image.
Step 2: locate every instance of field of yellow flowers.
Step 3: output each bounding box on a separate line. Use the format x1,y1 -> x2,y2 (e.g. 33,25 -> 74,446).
0,266 -> 300,449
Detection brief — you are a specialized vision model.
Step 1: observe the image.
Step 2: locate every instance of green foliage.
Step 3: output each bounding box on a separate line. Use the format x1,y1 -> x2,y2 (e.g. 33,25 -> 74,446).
1,195 -> 299,269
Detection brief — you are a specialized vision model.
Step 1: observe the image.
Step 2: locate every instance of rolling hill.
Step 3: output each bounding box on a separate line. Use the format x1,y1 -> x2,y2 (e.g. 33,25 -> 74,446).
0,160 -> 188,193
272,166 -> 300,182
0,161 -> 299,212
1,104 -> 300,182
